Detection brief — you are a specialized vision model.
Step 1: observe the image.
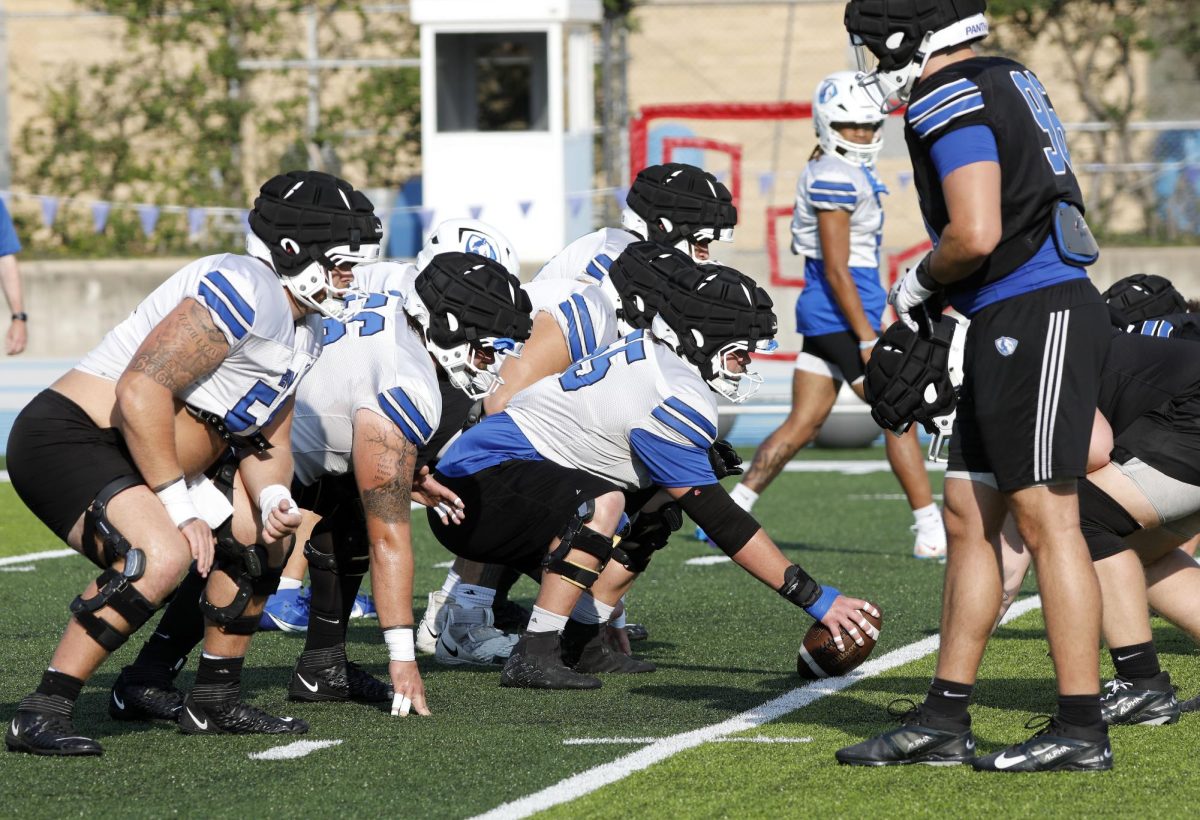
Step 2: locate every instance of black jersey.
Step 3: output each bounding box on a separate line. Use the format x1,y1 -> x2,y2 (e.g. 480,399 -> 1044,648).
1128,312 -> 1200,342
905,57 -> 1085,298
1099,332 -> 1200,485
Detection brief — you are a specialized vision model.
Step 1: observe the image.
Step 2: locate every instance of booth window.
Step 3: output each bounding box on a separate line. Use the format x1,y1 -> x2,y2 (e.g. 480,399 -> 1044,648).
436,32 -> 549,132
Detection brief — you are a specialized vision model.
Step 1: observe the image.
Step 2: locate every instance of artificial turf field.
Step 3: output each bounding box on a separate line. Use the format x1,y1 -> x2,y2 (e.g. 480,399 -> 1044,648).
2,451 -> 1199,818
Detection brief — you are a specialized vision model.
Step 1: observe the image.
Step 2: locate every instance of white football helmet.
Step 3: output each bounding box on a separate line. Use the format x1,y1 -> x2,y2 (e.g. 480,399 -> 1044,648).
813,71 -> 886,166
415,219 -> 521,277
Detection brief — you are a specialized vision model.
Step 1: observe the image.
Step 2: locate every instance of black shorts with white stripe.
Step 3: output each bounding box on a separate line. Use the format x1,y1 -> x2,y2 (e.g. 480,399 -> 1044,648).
948,279 -> 1109,493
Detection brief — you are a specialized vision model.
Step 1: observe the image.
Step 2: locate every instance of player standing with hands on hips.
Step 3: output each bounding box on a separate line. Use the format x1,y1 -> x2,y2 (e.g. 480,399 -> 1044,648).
837,0 -> 1114,772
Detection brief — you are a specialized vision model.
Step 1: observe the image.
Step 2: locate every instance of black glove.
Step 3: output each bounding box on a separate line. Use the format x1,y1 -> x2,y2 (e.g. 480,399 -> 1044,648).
707,439 -> 743,479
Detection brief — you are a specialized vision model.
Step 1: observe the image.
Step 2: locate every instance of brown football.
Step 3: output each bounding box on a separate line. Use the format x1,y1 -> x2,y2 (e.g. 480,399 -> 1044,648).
796,606 -> 883,680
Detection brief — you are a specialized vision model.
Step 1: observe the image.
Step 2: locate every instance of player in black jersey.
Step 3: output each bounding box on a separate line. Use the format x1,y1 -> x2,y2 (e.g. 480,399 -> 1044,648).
838,0 -> 1113,772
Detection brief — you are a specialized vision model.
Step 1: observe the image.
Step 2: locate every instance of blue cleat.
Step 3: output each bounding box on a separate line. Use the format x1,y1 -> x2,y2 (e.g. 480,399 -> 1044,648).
349,592 -> 377,620
259,587 -> 311,633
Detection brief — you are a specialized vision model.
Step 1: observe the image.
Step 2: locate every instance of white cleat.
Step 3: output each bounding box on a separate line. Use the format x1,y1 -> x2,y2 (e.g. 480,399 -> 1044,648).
416,591 -> 453,655
434,604 -> 519,667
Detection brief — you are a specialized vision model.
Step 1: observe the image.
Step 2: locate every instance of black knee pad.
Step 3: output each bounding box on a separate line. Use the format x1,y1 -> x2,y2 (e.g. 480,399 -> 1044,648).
200,527 -> 266,632
614,502 -> 683,573
308,500 -> 370,578
1079,478 -> 1141,561
543,504 -> 615,590
81,474 -> 143,569
70,565 -> 159,652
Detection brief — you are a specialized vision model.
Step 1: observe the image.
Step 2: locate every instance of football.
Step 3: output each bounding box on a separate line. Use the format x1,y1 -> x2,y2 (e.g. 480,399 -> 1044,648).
796,606 -> 883,680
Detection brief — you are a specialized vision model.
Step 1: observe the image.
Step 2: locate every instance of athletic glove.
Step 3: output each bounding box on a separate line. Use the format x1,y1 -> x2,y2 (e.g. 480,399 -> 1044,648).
707,439 -> 743,479
888,254 -> 941,335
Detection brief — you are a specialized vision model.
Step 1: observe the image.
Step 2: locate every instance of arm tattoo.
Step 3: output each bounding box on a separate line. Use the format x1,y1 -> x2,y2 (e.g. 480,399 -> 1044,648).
128,298 -> 230,392
360,426 -> 418,525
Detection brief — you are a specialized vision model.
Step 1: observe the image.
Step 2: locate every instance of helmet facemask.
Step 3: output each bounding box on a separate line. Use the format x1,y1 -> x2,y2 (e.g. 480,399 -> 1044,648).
814,71 -> 887,165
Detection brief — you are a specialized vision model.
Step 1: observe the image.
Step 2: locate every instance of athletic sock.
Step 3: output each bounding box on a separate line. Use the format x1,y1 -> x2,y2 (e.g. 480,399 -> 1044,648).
913,503 -> 942,528
192,654 -> 245,705
526,606 -> 569,634
36,669 -> 85,704
440,569 -> 462,598
922,677 -> 973,723
276,576 -> 303,592
1056,693 -> 1105,737
305,564 -> 348,652
456,584 -> 496,610
571,594 -> 616,625
1109,641 -> 1161,681
729,483 -> 759,512
129,567 -> 206,678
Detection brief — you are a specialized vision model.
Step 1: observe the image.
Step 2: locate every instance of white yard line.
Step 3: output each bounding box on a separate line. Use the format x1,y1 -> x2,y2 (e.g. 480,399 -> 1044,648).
473,595 -> 1043,820
783,460 -> 947,475
684,555 -> 732,566
248,739 -> 343,760
564,736 -> 812,745
0,548 -> 75,567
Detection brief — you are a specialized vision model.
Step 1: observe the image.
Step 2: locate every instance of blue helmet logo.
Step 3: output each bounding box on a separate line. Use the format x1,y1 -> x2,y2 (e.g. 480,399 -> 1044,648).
464,232 -> 499,261
818,81 -> 838,104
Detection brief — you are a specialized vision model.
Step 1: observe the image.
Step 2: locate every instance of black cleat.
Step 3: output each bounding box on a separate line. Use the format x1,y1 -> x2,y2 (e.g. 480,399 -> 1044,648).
6,694 -> 103,757
492,599 -> 531,635
1101,673 -> 1179,726
110,668 -> 184,722
836,700 -> 975,766
973,715 -> 1112,772
178,692 -> 307,735
500,631 -> 602,690
625,622 -> 649,642
562,620 -> 655,674
1180,692 -> 1200,713
289,647 -> 391,704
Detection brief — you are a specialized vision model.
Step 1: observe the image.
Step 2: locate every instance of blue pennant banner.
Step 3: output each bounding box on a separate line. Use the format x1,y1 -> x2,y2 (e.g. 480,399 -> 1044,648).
137,204 -> 160,237
187,207 -> 206,237
468,205 -> 483,220
39,196 -> 58,228
91,201 -> 111,233
518,200 -> 533,217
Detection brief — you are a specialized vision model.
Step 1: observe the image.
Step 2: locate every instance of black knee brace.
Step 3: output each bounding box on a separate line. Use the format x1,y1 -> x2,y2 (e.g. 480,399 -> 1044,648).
70,562 -> 159,652
1079,478 -> 1142,561
80,474 -> 144,569
199,519 -> 270,634
612,502 -> 682,573
306,500 -> 370,578
543,502 -> 615,590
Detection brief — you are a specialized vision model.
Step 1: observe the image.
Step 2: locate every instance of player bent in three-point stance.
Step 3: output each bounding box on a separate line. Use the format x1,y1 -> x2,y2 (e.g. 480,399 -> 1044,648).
838,0 -> 1113,771
430,247 -> 879,689
4,170 -> 380,755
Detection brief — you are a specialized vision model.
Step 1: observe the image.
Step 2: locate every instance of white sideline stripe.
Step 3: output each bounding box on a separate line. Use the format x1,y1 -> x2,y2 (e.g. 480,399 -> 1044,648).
684,555 -> 732,566
0,565 -> 36,572
433,560 -> 455,569
848,493 -> 944,501
0,548 -> 75,566
783,460 -> 947,475
473,595 -> 1043,820
248,739 -> 343,760
564,736 -> 813,745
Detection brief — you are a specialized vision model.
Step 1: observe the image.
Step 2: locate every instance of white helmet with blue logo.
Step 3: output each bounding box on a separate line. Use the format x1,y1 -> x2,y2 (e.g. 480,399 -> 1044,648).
416,218 -> 521,277
813,70 -> 886,166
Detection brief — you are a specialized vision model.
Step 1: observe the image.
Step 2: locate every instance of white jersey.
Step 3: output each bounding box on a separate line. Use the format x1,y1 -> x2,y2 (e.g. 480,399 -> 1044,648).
790,154 -> 887,269
352,260 -> 417,296
77,253 -> 322,436
532,227 -> 637,286
440,331 -> 719,492
521,280 -> 620,363
290,292 -> 441,486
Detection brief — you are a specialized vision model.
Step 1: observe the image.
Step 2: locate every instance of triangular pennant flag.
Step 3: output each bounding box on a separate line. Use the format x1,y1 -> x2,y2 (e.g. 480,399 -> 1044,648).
758,172 -> 775,196
91,201 -> 111,233
136,204 -> 160,237
898,172 -> 913,191
40,196 -> 58,228
568,192 -> 586,218
0,191 -> 11,210
468,205 -> 483,220
613,187 -> 629,209
187,207 -> 206,237
418,208 -> 435,233
518,200 -> 533,217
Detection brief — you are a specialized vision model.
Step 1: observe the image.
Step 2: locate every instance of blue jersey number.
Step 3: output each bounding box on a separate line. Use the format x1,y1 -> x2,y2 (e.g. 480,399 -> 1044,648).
225,380 -> 280,433
1011,70 -> 1071,175
322,310 -> 387,345
559,334 -> 646,391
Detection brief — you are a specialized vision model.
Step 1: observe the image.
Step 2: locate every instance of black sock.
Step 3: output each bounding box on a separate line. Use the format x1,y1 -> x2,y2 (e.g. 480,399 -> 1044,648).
494,566 -> 521,606
923,677 -> 973,722
192,655 -> 245,705
36,669 -> 85,703
1109,641 -> 1160,681
130,567 -> 206,679
337,574 -> 365,624
303,564 -> 350,652
1057,693 -> 1104,735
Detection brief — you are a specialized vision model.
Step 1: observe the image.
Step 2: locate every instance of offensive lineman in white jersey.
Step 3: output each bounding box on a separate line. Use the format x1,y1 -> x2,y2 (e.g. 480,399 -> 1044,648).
430,246 -> 879,689
5,171 -> 381,755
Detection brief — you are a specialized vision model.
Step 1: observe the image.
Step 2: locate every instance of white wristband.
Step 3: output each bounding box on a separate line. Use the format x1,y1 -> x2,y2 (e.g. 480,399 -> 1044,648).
258,483 -> 294,529
156,478 -> 200,528
383,627 -> 416,662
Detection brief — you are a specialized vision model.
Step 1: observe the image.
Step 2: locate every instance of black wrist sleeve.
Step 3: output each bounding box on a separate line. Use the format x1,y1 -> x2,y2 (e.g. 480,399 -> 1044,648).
675,484 -> 761,557
777,564 -> 820,609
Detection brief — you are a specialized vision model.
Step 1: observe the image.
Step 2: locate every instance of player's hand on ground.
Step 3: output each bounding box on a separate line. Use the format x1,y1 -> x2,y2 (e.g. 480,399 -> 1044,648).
263,498 -> 302,542
388,660 -> 431,717
179,518 -> 215,577
412,467 -> 465,525
605,623 -> 632,655
819,596 -> 881,650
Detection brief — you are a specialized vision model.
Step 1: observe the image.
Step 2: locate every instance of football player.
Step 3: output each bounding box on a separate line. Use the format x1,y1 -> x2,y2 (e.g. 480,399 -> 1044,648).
839,0 -> 1114,772
724,70 -> 945,560
428,246 -> 879,689
4,170 -> 380,755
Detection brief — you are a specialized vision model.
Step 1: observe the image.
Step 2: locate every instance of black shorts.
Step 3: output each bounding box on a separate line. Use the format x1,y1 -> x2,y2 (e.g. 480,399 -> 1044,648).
801,330 -> 866,383
6,389 -> 142,543
948,279 -> 1110,492
429,459 -> 621,574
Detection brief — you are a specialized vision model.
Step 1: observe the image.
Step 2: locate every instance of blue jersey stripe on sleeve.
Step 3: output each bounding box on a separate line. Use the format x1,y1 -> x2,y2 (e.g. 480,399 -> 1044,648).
558,298 -> 584,361
912,94 -> 984,139
571,294 -> 598,354
629,429 -> 717,488
907,78 -> 978,119
810,193 -> 857,205
809,179 -> 856,192
929,124 -> 999,180
664,396 -> 717,438
204,270 -> 255,326
378,387 -> 433,444
378,396 -> 421,444
651,406 -> 710,448
198,281 -> 248,340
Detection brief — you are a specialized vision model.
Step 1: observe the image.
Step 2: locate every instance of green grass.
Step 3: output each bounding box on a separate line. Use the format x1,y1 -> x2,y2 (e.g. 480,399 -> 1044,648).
1,461 -> 1198,818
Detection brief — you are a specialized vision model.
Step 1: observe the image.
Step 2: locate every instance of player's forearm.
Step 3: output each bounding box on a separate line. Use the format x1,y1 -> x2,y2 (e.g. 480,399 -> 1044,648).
238,412 -> 296,506
369,530 -> 416,627
926,226 -> 993,284
729,529 -> 796,590
0,255 -> 23,313
114,373 -> 186,487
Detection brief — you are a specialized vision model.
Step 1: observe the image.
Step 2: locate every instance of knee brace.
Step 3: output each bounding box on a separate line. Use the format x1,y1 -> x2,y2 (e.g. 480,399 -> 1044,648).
70,560 -> 159,652
1079,479 -> 1142,561
612,502 -> 682,574
543,502 -> 615,590
199,520 -> 269,634
80,474 -> 144,569
307,500 -> 371,578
